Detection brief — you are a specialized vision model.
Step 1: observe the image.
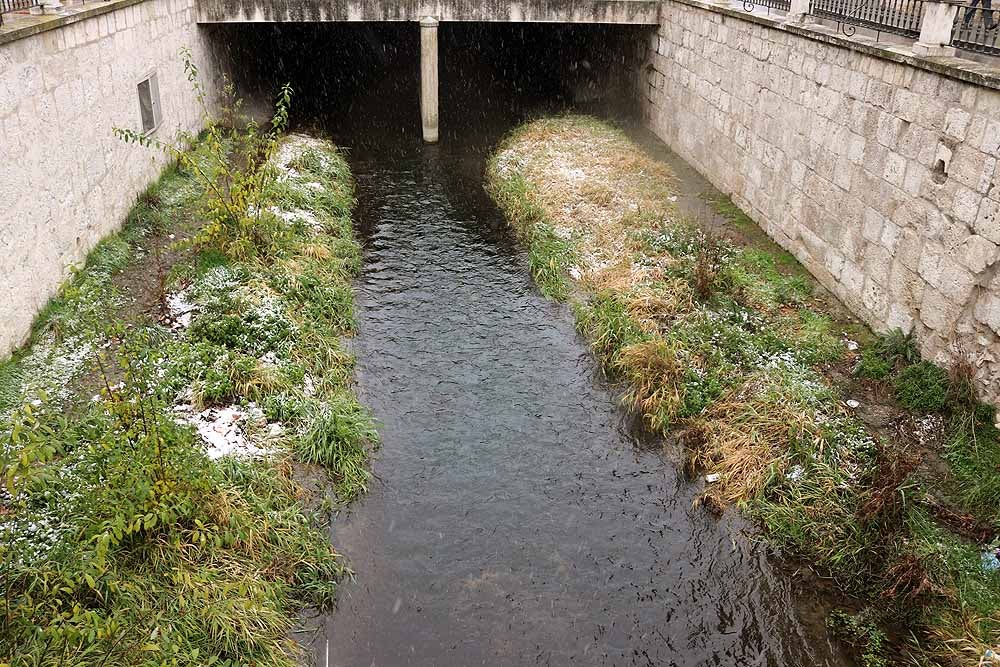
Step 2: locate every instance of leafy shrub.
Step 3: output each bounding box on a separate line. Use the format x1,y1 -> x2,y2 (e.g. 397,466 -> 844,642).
827,609 -> 889,667
115,49 -> 294,260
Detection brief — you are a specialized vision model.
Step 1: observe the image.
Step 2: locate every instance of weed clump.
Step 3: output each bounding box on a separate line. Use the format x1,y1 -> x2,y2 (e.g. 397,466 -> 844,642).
827,609 -> 890,667
856,348 -> 894,380
894,361 -> 950,412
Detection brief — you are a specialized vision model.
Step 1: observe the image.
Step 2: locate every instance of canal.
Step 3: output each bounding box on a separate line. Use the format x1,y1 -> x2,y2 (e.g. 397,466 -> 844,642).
224,21 -> 854,665
286,80 -> 847,667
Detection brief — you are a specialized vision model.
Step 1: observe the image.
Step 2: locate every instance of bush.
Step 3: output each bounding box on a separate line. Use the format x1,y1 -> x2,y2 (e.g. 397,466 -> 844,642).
894,361 -> 949,412
827,609 -> 889,667
856,348 -> 893,380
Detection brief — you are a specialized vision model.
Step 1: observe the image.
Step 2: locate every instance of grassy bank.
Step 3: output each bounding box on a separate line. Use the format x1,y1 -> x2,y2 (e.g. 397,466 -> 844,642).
0,130 -> 374,665
487,115 -> 999,666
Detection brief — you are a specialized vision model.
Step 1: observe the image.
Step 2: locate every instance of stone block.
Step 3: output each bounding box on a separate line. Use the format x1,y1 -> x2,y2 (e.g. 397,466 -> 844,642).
934,256 -> 977,301
862,276 -> 888,317
974,197 -> 1000,244
880,219 -> 902,252
862,207 -> 884,243
886,303 -> 915,332
954,235 -> 999,274
866,80 -> 892,110
901,161 -> 926,197
974,294 -> 1000,334
982,119 -> 1000,155
948,145 -> 995,194
876,112 -> 902,148
883,152 -> 907,188
840,259 -> 866,293
864,244 -> 893,286
920,289 -> 963,331
915,97 -> 947,130
952,185 -> 982,226
944,108 -> 971,140
918,242 -> 944,284
891,89 -> 918,123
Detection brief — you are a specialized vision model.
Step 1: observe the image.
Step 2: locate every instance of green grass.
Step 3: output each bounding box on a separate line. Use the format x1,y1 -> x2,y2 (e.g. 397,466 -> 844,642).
943,409 -> 1000,524
484,168 -> 576,300
296,393 -> 378,501
573,292 -> 650,368
0,136 -> 374,665
703,193 -> 758,235
894,361 -> 950,412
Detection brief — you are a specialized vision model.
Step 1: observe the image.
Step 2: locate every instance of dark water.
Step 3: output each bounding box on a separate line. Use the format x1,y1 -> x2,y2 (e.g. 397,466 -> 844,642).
296,90 -> 851,664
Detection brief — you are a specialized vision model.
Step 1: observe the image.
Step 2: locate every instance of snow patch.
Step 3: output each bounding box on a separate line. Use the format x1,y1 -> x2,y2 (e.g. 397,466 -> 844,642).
493,149 -> 524,178
175,403 -> 272,460
274,133 -> 332,173
167,290 -> 196,329
270,205 -> 323,231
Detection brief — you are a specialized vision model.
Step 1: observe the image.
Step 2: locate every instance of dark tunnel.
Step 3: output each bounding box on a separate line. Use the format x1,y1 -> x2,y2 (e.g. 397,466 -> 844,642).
206,21 -> 650,143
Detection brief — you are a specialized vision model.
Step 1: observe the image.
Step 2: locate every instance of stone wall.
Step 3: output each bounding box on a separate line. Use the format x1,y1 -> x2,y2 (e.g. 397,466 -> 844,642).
0,0 -> 220,357
639,0 -> 1000,403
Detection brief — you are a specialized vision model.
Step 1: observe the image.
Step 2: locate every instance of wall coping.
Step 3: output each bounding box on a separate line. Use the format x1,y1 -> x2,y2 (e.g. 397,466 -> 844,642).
0,0 -> 145,47
667,0 -> 1000,92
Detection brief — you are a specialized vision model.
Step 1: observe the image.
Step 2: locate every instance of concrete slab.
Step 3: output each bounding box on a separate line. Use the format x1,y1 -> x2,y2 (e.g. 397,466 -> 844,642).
195,0 -> 661,24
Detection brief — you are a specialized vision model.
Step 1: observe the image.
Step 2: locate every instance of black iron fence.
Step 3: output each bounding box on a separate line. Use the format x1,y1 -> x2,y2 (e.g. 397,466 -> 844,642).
0,0 -> 40,26
952,4 -> 1000,54
743,0 -> 792,14
809,0 -> 926,37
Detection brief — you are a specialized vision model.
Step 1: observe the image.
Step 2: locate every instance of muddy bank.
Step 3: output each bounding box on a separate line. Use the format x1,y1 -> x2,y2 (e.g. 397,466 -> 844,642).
486,115 -> 1000,666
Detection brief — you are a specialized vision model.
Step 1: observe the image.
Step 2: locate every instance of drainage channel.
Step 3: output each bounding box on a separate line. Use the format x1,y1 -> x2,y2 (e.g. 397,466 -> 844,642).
290,105 -> 855,666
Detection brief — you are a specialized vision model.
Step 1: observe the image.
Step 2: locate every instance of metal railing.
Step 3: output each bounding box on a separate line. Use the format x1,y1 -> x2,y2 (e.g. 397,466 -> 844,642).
742,0 -> 792,14
809,0 -> 926,37
0,0 -> 41,26
952,5 -> 1000,54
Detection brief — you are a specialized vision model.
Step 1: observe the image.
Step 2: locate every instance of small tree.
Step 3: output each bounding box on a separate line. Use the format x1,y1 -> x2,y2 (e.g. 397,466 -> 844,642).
115,48 -> 294,259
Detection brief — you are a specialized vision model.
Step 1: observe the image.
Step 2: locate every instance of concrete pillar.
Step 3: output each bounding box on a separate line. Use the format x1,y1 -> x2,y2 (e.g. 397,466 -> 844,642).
785,0 -> 811,24
420,16 -> 439,144
913,1 -> 960,56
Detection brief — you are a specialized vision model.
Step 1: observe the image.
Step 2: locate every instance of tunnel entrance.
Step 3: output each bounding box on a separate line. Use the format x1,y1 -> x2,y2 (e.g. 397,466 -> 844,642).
208,21 -> 648,142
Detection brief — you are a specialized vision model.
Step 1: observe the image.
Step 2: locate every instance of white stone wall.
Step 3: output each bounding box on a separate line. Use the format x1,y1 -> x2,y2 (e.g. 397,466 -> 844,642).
640,0 -> 1000,403
0,0 -> 220,357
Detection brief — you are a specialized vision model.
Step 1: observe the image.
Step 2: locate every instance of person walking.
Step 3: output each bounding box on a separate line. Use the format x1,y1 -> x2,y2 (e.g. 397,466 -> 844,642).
963,0 -> 997,31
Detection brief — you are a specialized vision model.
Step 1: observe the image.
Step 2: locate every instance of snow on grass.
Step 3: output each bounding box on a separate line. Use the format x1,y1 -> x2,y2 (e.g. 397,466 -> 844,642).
174,402 -> 275,460
167,290 -> 197,330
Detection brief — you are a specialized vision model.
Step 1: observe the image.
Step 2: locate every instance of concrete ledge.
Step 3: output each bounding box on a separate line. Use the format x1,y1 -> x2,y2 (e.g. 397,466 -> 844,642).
671,0 -> 1000,91
0,0 -> 145,46
195,0 -> 661,24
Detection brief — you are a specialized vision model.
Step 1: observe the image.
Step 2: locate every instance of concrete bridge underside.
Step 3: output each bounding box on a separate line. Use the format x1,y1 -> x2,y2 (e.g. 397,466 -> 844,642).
196,0 -> 661,24
197,0 -> 658,142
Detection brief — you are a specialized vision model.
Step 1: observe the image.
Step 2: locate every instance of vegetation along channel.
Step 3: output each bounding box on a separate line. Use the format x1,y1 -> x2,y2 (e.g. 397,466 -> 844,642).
1,17 -> 999,667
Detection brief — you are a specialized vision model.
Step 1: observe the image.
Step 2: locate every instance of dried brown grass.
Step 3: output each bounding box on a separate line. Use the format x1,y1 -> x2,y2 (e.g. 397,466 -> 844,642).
687,376 -> 819,505
506,117 -> 676,277
617,339 -> 685,432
